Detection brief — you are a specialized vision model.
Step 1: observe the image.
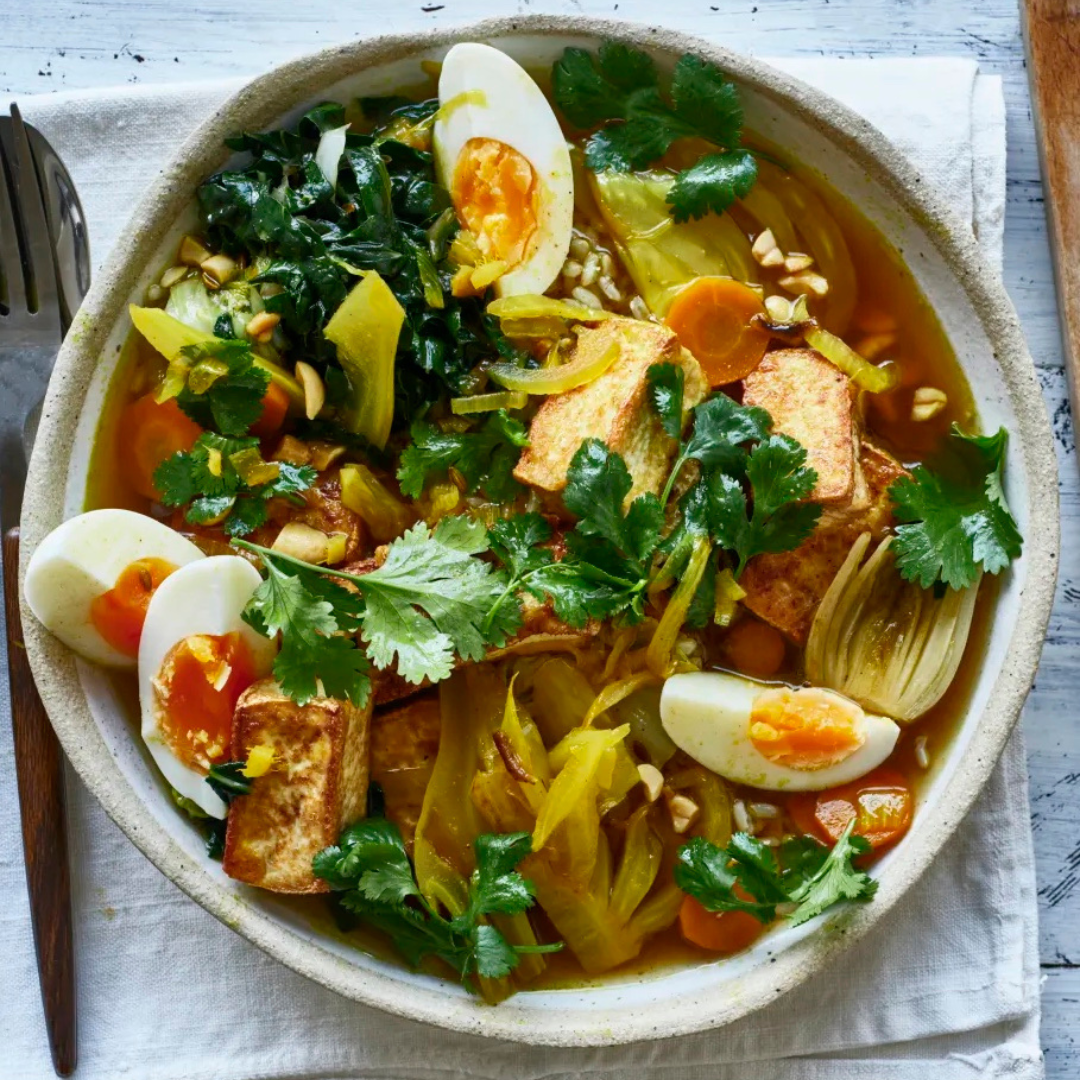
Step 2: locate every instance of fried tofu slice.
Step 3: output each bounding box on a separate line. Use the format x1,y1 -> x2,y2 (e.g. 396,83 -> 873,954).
513,318 -> 708,505
739,440 -> 909,644
370,694 -> 441,852
223,679 -> 371,894
743,348 -> 861,505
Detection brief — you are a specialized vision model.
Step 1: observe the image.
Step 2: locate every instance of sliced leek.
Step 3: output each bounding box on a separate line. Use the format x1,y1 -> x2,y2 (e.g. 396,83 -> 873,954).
804,324 -> 900,393
450,390 -> 529,415
806,533 -> 980,722
488,341 -> 619,396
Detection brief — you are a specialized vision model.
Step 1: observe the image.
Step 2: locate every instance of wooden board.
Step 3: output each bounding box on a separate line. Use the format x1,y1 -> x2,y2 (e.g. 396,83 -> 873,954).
1023,0 -> 1080,443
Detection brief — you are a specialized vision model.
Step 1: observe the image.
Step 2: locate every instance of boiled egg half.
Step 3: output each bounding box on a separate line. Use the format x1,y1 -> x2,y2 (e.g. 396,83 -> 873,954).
25,509 -> 205,669
433,42 -> 574,297
139,556 -> 276,817
660,672 -> 901,792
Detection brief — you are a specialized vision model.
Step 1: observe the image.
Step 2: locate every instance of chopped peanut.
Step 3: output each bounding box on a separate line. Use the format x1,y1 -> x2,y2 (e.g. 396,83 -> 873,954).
160,265 -> 189,289
783,253 -> 814,273
294,360 -> 326,420
911,386 -> 948,421
178,235 -> 212,267
779,270 -> 829,298
751,228 -> 784,268
637,763 -> 664,803
667,793 -> 700,834
245,311 -> 281,343
200,253 -> 239,287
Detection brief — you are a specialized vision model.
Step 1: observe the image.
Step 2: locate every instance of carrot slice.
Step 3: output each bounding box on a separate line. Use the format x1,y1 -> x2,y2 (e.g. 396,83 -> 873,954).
678,895 -> 765,954
665,276 -> 770,386
721,617 -> 787,679
810,767 -> 913,850
120,392 -> 203,501
250,381 -> 291,439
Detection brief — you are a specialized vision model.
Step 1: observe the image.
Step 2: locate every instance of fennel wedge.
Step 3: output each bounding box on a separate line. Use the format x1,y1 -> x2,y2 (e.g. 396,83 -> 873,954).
806,533 -> 980,723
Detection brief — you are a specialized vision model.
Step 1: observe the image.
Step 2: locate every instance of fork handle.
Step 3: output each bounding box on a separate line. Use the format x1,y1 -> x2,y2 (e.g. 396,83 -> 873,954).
4,527 -> 77,1077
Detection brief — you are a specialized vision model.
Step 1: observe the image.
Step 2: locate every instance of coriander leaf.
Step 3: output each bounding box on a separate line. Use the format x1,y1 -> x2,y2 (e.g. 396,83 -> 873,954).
668,149 -> 758,223
669,54 -> 744,149
676,826 -> 877,930
205,761 -> 252,803
235,542 -> 372,707
647,362 -> 685,439
674,833 -> 785,923
706,435 -> 821,575
563,439 -> 664,567
552,42 -> 754,219
470,924 -> 521,980
155,433 -> 316,539
487,513 -> 554,579
786,820 -> 877,927
524,560 -> 638,628
889,424 -> 1022,590
174,338 -> 271,436
358,517 -> 517,683
313,820 -> 556,989
397,411 -> 529,502
469,831 -> 536,917
661,393 -> 772,508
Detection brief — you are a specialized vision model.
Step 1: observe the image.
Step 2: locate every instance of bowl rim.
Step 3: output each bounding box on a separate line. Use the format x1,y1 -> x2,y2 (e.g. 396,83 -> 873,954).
20,13 -> 1059,1047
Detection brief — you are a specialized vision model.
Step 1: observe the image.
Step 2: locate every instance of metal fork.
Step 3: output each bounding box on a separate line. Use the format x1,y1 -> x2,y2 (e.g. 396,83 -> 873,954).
0,104 -> 78,1078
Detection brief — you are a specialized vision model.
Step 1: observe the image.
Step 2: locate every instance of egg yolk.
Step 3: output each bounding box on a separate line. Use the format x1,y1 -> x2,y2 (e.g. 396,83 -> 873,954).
452,137 -> 539,270
90,557 -> 178,659
152,632 -> 255,771
749,686 -> 865,770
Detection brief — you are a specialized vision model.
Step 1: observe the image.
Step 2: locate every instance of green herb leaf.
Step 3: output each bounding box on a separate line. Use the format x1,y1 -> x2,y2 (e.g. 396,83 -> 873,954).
647,362 -> 685,439
313,817 -> 557,989
174,338 -> 271,436
397,411 -> 529,502
786,820 -> 878,926
237,544 -> 372,707
705,435 -> 821,576
551,43 -> 754,219
358,517 -> 518,683
667,149 -> 758,223
155,433 -> 316,538
888,425 -> 1023,590
675,823 -> 877,928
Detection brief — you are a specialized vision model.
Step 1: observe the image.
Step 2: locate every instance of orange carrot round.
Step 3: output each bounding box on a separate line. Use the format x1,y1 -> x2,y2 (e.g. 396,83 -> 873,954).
678,895 -> 765,954
250,381 -> 291,439
722,617 -> 787,679
813,767 -> 912,850
120,392 -> 203,501
665,276 -> 770,386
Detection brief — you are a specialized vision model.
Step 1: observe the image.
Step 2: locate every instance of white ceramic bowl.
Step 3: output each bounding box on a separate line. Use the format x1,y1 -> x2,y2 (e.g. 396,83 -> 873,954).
20,16 -> 1058,1046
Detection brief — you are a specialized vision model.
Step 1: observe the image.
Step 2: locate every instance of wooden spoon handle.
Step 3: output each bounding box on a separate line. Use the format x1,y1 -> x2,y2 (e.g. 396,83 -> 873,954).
3,526 -> 77,1077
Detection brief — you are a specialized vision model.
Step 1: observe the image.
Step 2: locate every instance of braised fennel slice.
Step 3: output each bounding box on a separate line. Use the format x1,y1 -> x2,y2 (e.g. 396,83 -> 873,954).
233,517 -> 520,707
806,532 -> 981,722
313,819 -> 560,989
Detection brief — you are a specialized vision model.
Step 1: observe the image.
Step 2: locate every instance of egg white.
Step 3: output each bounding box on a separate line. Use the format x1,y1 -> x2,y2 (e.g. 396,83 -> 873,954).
138,556 -> 277,817
433,42 -> 574,297
24,509 -> 206,669
660,672 -> 901,792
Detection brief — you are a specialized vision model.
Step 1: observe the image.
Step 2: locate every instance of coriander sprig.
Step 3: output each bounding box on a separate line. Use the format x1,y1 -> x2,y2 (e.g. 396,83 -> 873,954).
313,818 -> 561,988
551,43 -> 758,222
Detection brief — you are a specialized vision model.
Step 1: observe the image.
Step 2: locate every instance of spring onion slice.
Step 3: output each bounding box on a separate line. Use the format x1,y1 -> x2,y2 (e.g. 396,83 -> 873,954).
488,341 -> 619,396
804,324 -> 900,393
450,390 -> 529,415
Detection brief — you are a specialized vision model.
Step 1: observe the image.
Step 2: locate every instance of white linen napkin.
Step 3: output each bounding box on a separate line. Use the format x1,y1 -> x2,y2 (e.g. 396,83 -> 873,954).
0,58 -> 1043,1079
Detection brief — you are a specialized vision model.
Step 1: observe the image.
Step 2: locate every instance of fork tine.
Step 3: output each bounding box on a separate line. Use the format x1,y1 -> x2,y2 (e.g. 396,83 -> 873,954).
0,117 -> 27,317
5,105 -> 60,323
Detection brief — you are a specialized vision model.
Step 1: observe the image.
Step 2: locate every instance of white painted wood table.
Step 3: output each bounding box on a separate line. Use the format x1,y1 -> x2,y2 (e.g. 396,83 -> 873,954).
2,0 -> 1077,1074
